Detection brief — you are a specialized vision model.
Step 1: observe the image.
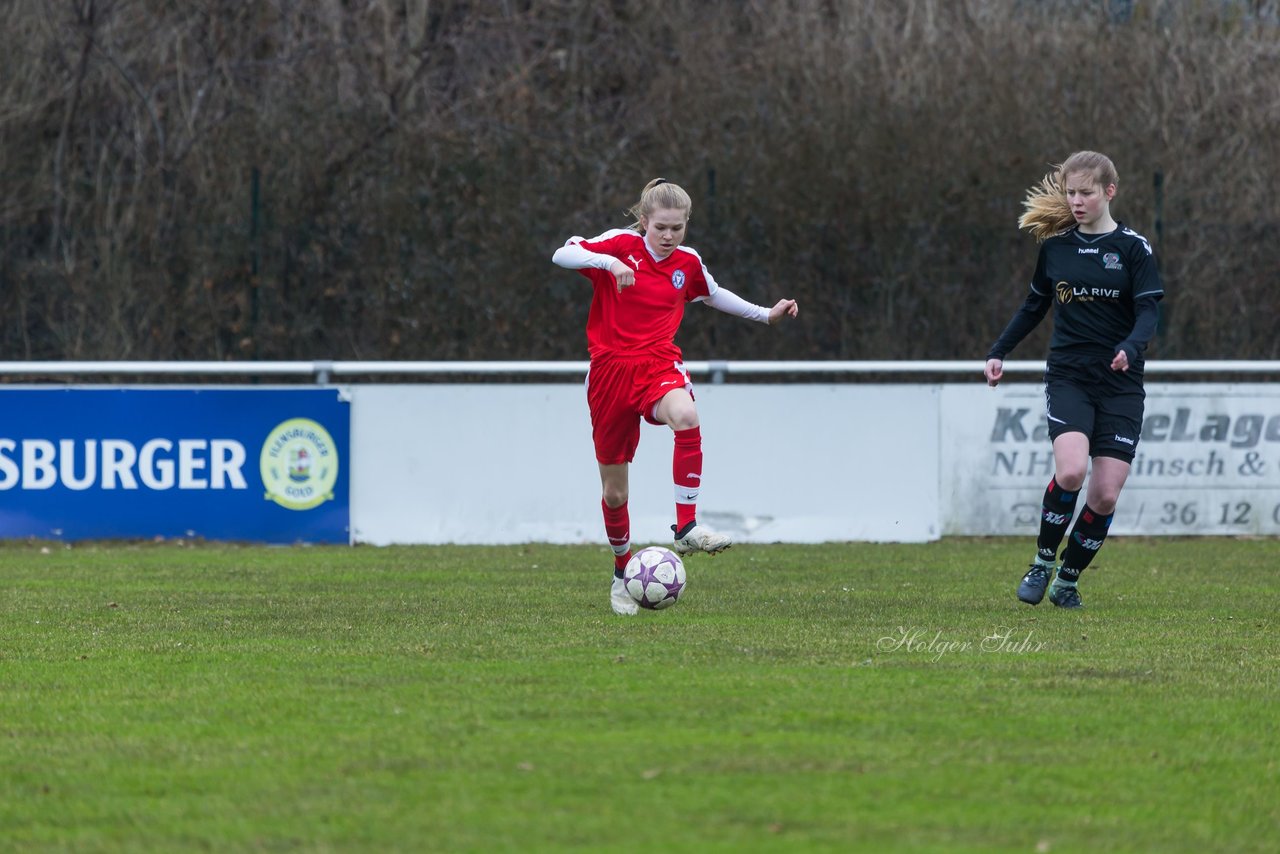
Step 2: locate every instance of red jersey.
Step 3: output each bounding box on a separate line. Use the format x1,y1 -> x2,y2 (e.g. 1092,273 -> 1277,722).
573,229 -> 717,360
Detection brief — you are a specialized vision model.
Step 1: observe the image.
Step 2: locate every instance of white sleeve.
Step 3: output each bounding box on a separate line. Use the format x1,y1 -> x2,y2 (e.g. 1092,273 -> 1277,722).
552,237 -> 617,271
701,286 -> 770,323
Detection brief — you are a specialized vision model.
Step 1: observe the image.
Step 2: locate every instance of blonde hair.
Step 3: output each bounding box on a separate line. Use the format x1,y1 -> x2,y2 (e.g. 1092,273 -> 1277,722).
1018,151 -> 1120,241
627,178 -> 692,232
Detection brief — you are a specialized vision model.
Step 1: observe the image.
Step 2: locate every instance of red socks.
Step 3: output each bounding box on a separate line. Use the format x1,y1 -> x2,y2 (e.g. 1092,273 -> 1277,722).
673,426 -> 702,531
605,426 -> 702,568
602,499 -> 630,572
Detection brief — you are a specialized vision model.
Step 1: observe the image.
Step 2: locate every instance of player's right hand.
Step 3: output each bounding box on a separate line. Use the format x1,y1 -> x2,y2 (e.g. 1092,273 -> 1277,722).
984,358 -> 1003,387
609,261 -> 635,293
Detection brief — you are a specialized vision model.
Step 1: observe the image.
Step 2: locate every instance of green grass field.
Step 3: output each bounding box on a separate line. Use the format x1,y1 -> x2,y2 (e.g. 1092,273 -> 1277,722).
2,538 -> 1276,853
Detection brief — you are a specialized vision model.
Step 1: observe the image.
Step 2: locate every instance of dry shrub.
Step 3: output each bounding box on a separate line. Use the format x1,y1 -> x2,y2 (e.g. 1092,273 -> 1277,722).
0,0 -> 1276,362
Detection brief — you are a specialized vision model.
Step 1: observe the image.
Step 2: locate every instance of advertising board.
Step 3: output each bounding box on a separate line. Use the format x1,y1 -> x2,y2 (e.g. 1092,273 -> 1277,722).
0,388 -> 350,543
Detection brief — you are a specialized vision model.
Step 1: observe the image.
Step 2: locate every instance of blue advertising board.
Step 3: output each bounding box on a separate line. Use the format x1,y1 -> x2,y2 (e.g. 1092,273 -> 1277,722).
0,388 -> 350,544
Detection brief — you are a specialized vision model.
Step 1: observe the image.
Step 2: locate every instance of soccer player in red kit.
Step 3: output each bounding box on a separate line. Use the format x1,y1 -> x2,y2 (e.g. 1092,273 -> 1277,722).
553,178 -> 799,615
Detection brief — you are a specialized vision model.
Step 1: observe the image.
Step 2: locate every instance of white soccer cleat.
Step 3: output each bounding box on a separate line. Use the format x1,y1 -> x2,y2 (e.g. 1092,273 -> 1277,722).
610,577 -> 638,615
672,522 -> 732,556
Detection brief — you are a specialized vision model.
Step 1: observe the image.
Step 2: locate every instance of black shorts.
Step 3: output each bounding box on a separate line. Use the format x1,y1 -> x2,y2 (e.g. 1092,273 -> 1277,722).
1044,360 -> 1145,462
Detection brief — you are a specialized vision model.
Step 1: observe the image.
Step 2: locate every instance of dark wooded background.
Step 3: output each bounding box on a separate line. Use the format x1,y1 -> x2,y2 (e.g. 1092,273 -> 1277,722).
3,0 -> 1276,363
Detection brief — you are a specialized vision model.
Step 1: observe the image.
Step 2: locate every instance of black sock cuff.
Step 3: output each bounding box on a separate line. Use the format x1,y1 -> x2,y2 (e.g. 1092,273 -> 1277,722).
1078,504 -> 1114,532
1045,478 -> 1079,510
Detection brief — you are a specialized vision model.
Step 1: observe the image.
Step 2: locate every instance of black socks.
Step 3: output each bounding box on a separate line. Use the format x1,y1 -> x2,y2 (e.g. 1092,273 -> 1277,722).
1037,477 -> 1079,563
1057,504 -> 1114,582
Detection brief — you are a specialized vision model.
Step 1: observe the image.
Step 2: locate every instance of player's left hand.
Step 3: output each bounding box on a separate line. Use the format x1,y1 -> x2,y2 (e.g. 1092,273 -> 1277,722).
1111,349 -> 1130,372
768,299 -> 799,325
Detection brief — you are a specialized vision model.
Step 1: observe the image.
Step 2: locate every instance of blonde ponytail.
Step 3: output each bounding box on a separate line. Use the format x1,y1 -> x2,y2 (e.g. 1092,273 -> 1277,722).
1018,170 -> 1074,242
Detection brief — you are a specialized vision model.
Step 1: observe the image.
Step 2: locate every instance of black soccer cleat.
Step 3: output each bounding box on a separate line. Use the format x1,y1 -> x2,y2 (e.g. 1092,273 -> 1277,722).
1017,564 -> 1052,605
1049,582 -> 1084,609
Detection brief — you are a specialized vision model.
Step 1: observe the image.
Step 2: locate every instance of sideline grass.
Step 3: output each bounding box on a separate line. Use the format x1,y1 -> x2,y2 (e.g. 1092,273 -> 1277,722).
1,538 -> 1276,852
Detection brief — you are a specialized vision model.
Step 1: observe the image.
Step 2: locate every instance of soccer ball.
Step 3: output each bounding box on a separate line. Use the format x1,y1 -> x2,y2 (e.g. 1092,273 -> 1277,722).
623,547 -> 687,610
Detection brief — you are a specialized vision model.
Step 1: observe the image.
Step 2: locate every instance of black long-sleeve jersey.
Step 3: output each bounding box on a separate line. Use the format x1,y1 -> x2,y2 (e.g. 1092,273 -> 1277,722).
987,222 -> 1164,374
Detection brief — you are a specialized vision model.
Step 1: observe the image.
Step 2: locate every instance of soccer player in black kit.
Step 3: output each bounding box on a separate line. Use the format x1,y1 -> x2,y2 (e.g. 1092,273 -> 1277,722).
984,151 -> 1164,609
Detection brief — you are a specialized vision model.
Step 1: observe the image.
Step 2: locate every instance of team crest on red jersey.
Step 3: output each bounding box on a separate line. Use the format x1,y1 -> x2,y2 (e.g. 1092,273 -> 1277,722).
671,269 -> 686,290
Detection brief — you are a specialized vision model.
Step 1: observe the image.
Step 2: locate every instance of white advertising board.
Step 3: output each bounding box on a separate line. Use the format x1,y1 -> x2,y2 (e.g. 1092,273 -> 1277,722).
349,384 -> 941,545
2,375 -> 1273,544
941,383 -> 1280,536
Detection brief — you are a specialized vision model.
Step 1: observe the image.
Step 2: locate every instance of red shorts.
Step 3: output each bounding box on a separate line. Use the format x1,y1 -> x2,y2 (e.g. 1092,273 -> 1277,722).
586,356 -> 693,464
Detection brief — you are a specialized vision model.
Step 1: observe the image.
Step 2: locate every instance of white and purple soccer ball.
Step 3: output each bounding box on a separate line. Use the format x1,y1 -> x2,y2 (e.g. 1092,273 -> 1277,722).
623,547 -> 687,610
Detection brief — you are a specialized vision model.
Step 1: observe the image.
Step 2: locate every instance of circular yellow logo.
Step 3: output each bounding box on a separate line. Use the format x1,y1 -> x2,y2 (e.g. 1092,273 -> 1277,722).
260,418 -> 339,511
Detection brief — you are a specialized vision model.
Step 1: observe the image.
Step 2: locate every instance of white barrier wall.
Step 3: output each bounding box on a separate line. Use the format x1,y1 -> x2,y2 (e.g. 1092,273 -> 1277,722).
2,372 -> 1273,544
941,383 -> 1280,536
349,384 -> 941,545
349,381 -> 1280,544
